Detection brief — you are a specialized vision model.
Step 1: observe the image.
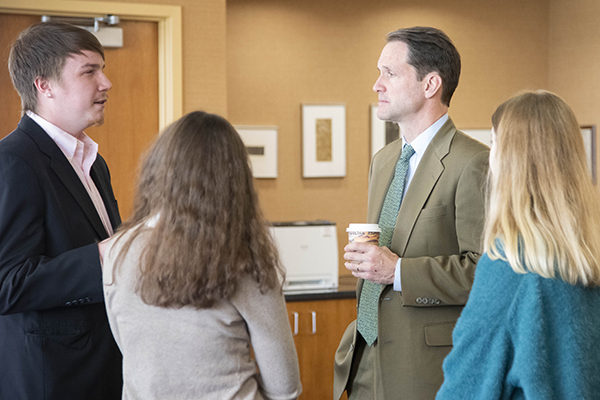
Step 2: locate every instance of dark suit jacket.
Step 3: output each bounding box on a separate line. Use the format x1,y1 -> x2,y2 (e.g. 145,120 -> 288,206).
334,118 -> 489,399
0,115 -> 123,399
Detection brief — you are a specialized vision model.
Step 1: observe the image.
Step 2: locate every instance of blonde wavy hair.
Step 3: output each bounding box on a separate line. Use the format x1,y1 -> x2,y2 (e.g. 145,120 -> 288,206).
486,90 -> 600,287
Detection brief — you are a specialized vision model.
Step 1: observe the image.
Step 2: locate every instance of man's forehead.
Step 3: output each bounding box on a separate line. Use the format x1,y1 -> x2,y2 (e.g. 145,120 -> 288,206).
377,42 -> 407,69
65,50 -> 105,67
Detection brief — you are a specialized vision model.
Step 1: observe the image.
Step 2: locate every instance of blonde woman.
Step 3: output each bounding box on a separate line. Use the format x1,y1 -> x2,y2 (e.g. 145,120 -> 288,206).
101,111 -> 302,400
437,91 -> 600,399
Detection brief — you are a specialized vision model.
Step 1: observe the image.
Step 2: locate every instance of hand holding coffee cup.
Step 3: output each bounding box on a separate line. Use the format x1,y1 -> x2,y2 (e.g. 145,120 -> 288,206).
345,224 -> 380,273
344,223 -> 398,284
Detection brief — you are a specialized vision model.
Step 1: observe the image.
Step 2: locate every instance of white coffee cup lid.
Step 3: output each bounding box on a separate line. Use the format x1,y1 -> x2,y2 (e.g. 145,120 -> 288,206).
346,223 -> 381,232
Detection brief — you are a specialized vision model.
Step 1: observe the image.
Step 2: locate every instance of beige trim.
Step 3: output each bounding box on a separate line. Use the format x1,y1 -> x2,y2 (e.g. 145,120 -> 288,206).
0,0 -> 182,130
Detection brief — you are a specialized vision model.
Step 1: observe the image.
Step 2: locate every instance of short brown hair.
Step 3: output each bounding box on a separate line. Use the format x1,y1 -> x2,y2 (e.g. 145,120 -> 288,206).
8,22 -> 104,113
111,111 -> 284,308
387,26 -> 461,107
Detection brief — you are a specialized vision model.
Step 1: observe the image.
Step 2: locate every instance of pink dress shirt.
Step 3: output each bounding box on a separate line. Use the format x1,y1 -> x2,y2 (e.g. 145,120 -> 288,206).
26,111 -> 114,236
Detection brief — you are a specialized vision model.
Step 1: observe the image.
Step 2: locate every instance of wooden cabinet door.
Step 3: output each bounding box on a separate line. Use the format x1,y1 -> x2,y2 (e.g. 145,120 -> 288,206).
287,298 -> 356,400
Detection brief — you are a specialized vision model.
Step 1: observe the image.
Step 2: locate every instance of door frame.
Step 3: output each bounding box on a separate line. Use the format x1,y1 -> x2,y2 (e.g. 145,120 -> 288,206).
0,0 -> 182,130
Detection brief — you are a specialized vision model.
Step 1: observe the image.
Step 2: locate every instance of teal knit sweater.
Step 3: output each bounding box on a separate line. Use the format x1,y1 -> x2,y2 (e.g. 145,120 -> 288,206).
437,251 -> 600,399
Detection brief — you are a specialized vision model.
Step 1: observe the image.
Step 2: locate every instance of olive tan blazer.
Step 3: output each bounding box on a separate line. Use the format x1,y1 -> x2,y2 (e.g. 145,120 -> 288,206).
334,118 -> 489,399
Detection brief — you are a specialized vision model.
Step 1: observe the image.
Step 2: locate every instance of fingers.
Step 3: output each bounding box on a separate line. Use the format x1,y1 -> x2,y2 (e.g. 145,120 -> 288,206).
344,245 -> 393,283
343,252 -> 361,263
344,244 -> 380,262
344,260 -> 362,272
345,249 -> 397,285
348,261 -> 376,281
344,242 -> 377,253
349,262 -> 364,279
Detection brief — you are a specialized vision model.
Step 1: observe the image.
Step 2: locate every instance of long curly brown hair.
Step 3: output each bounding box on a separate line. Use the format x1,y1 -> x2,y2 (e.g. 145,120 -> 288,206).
111,111 -> 284,308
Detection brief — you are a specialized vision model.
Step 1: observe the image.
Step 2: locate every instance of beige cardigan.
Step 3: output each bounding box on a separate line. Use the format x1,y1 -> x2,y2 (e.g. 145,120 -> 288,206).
103,228 -> 302,400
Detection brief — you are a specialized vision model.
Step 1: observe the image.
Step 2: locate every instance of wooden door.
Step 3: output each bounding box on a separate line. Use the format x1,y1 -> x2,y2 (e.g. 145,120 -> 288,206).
0,14 -> 159,220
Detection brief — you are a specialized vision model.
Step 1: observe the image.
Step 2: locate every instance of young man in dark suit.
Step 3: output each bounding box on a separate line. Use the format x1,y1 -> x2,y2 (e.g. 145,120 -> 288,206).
334,27 -> 489,399
0,22 -> 122,399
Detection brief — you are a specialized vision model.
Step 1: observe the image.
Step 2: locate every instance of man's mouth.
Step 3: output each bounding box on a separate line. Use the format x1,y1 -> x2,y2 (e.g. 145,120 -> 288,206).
94,99 -> 108,105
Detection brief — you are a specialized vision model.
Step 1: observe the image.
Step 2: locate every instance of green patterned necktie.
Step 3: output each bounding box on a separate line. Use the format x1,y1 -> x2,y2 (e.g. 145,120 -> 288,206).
357,144 -> 415,346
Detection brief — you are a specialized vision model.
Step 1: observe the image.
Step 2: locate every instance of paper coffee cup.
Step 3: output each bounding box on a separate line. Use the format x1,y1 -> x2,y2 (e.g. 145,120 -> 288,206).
346,223 -> 381,245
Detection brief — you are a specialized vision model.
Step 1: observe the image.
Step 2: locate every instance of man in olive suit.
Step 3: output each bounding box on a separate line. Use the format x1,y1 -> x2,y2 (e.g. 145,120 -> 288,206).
334,26 -> 489,399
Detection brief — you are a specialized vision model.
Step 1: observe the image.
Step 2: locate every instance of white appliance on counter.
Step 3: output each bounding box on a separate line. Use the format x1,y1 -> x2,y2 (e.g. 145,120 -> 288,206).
270,221 -> 339,293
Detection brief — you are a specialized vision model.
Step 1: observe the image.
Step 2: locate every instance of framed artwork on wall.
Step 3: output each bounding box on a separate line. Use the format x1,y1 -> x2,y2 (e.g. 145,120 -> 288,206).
370,104 -> 400,158
302,103 -> 346,178
235,125 -> 278,178
580,125 -> 597,184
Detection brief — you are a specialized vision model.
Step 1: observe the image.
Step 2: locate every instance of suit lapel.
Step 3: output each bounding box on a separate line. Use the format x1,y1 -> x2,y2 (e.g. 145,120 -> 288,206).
18,116 -> 108,239
390,119 -> 457,256
90,160 -> 121,231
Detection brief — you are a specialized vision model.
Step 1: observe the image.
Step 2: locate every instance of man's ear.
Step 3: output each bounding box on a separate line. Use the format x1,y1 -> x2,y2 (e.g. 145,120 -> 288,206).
423,73 -> 443,100
34,76 -> 53,99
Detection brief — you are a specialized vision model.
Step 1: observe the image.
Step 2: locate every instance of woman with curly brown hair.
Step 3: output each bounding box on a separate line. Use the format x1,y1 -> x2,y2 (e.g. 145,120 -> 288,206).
101,111 -> 302,400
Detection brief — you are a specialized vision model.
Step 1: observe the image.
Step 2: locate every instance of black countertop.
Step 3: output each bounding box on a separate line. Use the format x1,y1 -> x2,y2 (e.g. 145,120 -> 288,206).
284,275 -> 357,302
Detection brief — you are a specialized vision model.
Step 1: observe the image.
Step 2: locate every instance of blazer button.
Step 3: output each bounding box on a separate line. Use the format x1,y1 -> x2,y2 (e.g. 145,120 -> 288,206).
416,297 -> 422,304
422,298 -> 429,304
434,299 -> 441,305
65,301 -> 72,306
85,297 -> 92,303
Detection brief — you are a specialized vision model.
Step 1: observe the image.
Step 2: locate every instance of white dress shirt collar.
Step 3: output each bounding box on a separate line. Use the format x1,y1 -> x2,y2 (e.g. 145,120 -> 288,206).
26,111 -> 99,177
401,113 -> 449,157
26,111 -> 113,236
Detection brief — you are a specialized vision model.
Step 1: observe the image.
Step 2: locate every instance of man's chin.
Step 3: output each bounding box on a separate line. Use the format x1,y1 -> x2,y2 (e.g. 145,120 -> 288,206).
89,117 -> 105,128
377,112 -> 391,122
377,107 -> 391,121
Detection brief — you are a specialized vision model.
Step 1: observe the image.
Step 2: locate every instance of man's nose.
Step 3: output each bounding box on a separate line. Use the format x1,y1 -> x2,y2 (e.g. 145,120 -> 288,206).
100,72 -> 112,91
373,76 -> 383,93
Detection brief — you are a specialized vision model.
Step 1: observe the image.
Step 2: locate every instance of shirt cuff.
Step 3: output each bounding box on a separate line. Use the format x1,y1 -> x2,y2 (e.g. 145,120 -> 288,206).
393,258 -> 402,291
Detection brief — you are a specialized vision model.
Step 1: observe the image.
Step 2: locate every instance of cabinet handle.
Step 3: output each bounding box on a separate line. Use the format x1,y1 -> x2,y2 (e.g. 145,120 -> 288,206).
311,311 -> 317,335
292,312 -> 299,336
